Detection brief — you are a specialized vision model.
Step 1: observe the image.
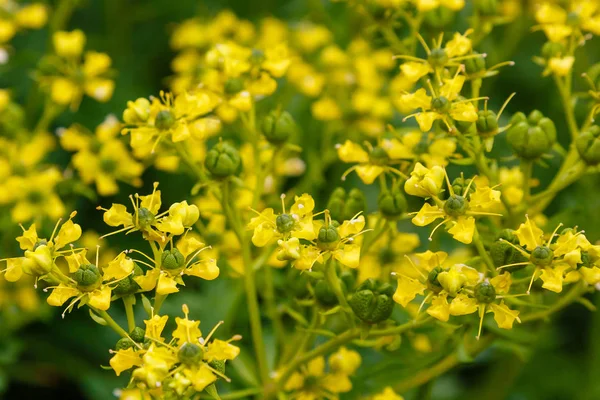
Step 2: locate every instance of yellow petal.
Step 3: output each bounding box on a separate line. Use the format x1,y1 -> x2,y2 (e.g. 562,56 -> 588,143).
88,286 -> 112,310
447,216 -> 475,244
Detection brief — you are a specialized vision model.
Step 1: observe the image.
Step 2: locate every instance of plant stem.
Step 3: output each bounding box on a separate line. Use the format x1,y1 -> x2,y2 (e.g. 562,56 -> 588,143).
554,74 -> 579,140
94,309 -> 128,338
520,159 -> 532,203
123,295 -> 136,332
324,258 -> 355,327
520,282 -> 587,323
264,262 -> 284,355
472,227 -> 495,275
153,293 -> 168,314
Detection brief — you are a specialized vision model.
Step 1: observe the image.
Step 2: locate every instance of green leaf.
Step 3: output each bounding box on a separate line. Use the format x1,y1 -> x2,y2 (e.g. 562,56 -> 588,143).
89,309 -> 107,326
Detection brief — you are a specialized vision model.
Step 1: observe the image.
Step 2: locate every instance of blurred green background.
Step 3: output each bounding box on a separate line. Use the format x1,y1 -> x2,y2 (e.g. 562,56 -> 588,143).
3,0 -> 600,399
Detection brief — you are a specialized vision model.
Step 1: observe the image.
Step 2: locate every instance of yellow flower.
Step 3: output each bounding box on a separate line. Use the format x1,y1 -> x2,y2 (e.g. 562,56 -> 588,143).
373,387 -> 404,400
404,162 -> 445,198
546,56 -> 575,77
53,30 -> 86,57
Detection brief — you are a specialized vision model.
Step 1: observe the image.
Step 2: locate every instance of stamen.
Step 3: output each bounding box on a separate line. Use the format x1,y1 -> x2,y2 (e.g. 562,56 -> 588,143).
497,92 -> 517,120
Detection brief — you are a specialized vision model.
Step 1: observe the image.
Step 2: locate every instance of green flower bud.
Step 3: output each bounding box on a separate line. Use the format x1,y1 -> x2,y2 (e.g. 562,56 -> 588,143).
476,109 -> 499,137
423,7 -> 455,30
464,52 -> 487,75
224,78 -> 244,94
33,239 -> 48,251
428,48 -> 450,68
317,225 -> 340,251
205,141 -> 242,178
443,195 -> 468,217
155,110 -> 176,131
541,41 -> 565,59
113,263 -> 143,296
566,11 -> 580,26
209,360 -> 226,375
369,146 -> 390,165
431,96 -> 451,113
475,0 -> 498,16
135,207 -> 155,230
161,248 -> 185,270
378,189 -> 407,219
73,264 -> 101,290
378,247 -> 396,265
115,338 -> 135,350
474,281 -> 496,303
507,111 -> 556,159
178,342 -> 204,365
327,188 -> 366,222
490,229 -> 528,270
276,213 -> 295,233
339,270 -> 355,294
262,110 -> 297,144
130,327 -> 146,343
314,280 -> 338,307
451,177 -> 476,197
454,119 -> 475,134
348,279 -> 395,324
576,125 -> 600,165
578,251 -> 593,269
530,245 -> 554,266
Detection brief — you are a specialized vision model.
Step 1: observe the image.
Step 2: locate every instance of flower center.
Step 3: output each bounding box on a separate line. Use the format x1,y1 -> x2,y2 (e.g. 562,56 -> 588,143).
443,195 -> 468,217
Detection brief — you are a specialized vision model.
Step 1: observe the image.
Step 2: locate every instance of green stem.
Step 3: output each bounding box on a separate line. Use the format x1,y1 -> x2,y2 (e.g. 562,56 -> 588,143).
324,258 -> 355,327
520,282 -> 587,323
472,226 -> 495,275
153,293 -> 168,315
264,262 -> 284,355
554,75 -> 579,140
527,159 -> 586,215
520,159 -> 533,203
123,295 -> 136,332
94,309 -> 128,338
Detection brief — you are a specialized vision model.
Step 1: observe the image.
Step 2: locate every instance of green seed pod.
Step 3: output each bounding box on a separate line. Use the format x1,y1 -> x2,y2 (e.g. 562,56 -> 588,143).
578,251 -> 594,269
530,245 -> 554,267
431,96 -> 451,113
327,188 -> 366,223
443,195 -> 468,217
476,109 -> 499,137
224,78 -> 244,94
276,213 -> 295,233
369,146 -> 390,165
115,337 -> 135,350
454,119 -> 475,134
378,189 -> 407,219
262,110 -> 297,144
135,207 -> 155,230
541,41 -> 565,59
317,225 -> 340,251
154,109 -> 176,131
178,342 -> 204,365
427,266 -> 444,291
209,360 -> 226,375
490,229 -> 528,270
339,270 -> 355,294
73,264 -> 101,290
348,279 -> 395,324
204,141 -> 242,178
314,280 -> 338,307
474,0 -> 498,16
113,263 -> 143,296
423,6 -> 455,31
576,125 -> 600,165
464,52 -> 486,75
451,177 -> 476,197
161,248 -> 185,270
474,281 -> 496,303
130,327 -> 146,343
507,110 -> 556,159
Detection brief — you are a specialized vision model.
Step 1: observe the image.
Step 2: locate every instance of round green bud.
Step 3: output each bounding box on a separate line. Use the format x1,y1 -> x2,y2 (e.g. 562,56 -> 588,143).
475,0 -> 498,16
454,119 -> 475,134
204,141 -> 242,178
178,342 -> 204,365
541,41 -> 565,59
261,110 -> 297,144
346,189 -> 366,217
474,281 -> 496,304
378,190 -> 407,219
135,207 -> 155,230
73,264 -> 101,290
369,146 -> 390,165
566,11 -> 580,26
209,359 -> 226,375
427,266 -> 443,290
276,213 -> 295,233
161,248 -> 185,270
476,109 -> 499,137
507,111 -> 556,160
33,239 -> 48,251
203,231 -> 222,247
113,263 -> 143,296
317,225 -> 340,251
578,251 -> 593,269
428,48 -> 450,68
576,125 -> 600,165
348,279 -> 395,324
530,245 -> 554,267
378,247 -> 396,265
423,7 -> 455,30
464,52 -> 487,75
99,158 -> 118,174
130,327 -> 146,343
451,177 -> 476,197
155,110 -> 176,131
115,338 -> 135,350
314,280 -> 338,307
327,188 -> 366,223
327,188 -> 347,222
443,195 -> 468,217
339,270 -> 356,294
490,229 -> 528,270
224,78 -> 244,94
431,96 -> 451,113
